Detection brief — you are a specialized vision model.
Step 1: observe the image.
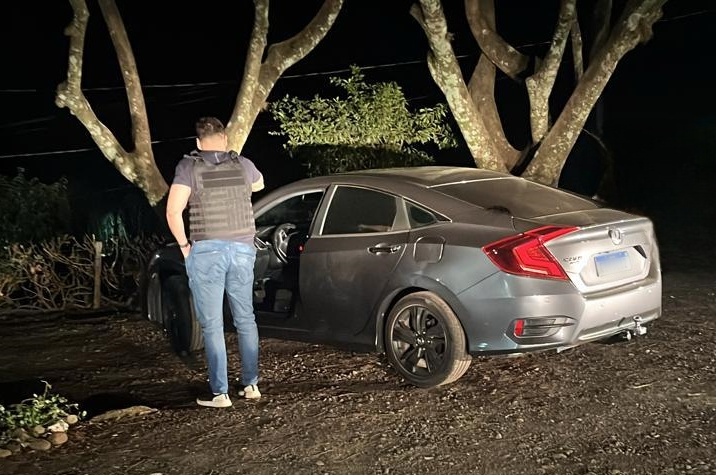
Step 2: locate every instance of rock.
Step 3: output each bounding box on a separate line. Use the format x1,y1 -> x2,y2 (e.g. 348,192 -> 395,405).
65,414 -> 79,425
26,438 -> 52,451
0,448 -> 12,458
48,432 -> 69,446
31,425 -> 46,436
91,405 -> 157,422
9,428 -> 30,441
47,420 -> 69,433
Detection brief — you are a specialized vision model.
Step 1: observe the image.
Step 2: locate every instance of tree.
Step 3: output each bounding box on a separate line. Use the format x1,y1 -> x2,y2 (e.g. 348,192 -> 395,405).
410,0 -> 668,186
56,0 -> 343,206
270,66 -> 457,176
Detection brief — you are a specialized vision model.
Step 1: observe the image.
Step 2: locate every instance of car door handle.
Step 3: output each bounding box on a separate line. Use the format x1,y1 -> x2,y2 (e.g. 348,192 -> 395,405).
368,244 -> 402,254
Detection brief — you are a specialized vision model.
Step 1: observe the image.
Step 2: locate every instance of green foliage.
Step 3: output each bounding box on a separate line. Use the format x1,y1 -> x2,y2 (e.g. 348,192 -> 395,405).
270,66 -> 457,176
0,381 -> 84,444
0,169 -> 71,245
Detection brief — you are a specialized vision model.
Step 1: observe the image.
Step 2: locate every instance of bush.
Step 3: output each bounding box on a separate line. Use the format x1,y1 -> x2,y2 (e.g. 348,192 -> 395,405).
0,381 -> 84,446
270,66 -> 457,176
0,169 -> 71,245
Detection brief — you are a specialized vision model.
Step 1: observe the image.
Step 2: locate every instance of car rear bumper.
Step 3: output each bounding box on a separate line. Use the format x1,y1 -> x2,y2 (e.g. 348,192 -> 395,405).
455,271 -> 662,355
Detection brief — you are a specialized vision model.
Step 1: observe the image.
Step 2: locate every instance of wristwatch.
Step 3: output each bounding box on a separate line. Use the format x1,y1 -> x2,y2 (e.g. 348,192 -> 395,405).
179,241 -> 192,249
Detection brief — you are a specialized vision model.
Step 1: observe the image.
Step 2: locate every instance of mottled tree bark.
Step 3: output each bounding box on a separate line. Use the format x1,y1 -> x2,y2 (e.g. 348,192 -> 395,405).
57,0 -> 343,206
524,0 -> 666,184
226,0 -> 344,152
55,0 -> 168,206
525,0 -> 577,144
465,0 -> 528,79
415,0 -> 667,187
411,0 -> 506,172
466,0 -> 521,170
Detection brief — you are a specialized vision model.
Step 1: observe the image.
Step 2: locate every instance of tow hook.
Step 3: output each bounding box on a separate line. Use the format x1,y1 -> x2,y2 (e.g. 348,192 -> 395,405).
633,315 -> 647,336
619,316 -> 647,341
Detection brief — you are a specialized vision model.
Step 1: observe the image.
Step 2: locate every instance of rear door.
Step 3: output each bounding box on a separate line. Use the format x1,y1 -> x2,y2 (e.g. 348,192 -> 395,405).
300,185 -> 409,346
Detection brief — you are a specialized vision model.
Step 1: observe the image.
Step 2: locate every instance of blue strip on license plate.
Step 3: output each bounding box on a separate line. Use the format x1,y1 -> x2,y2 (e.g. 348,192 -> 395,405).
595,250 -> 631,276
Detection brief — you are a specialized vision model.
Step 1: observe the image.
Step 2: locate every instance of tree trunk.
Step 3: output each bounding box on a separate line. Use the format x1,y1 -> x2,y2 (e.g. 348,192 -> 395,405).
411,0 -> 506,172
226,0 -> 344,153
55,0 -> 168,206
524,0 -> 666,185
465,0 -> 522,170
415,0 -> 667,187
525,0 -> 576,144
465,0 -> 528,79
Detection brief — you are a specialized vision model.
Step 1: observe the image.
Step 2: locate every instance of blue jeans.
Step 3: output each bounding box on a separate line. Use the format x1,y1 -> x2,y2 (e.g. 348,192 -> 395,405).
185,240 -> 259,394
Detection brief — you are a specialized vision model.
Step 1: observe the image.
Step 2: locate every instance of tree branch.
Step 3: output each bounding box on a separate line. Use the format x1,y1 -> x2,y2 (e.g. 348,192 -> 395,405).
226,0 -> 269,151
524,0 -> 667,185
411,0 -> 506,172
589,0 -> 613,62
55,0 -> 128,162
98,0 -> 151,155
525,0 -> 577,144
465,0 -> 528,79
468,53 -> 521,169
571,17 -> 584,81
55,0 -> 168,205
227,0 -> 344,152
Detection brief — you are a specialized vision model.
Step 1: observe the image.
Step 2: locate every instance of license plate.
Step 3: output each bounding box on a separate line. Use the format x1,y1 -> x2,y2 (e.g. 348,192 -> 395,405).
595,250 -> 631,276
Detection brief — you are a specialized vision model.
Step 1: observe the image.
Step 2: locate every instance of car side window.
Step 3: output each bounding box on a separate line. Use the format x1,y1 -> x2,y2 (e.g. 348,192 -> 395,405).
322,186 -> 398,235
255,191 -> 324,227
407,202 -> 438,228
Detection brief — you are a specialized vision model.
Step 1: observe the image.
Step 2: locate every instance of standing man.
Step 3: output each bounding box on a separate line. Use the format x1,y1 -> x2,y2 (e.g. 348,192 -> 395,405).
166,116 -> 265,408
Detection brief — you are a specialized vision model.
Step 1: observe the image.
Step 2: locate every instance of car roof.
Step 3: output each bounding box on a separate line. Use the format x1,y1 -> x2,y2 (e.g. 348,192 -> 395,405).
332,166 -> 510,188
255,166 -> 517,222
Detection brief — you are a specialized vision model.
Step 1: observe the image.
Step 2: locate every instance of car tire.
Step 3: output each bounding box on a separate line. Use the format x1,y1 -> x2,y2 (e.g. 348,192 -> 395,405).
385,291 -> 471,388
161,275 -> 203,356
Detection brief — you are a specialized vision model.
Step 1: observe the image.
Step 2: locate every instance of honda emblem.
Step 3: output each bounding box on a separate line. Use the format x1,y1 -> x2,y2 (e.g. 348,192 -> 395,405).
608,228 -> 623,245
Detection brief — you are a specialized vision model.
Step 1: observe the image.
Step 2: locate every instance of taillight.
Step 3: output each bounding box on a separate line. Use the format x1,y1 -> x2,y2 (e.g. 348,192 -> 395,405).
482,226 -> 577,280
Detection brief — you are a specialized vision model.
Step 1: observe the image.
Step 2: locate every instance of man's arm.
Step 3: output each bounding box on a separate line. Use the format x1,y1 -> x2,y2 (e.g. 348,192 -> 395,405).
252,173 -> 265,193
166,183 -> 192,257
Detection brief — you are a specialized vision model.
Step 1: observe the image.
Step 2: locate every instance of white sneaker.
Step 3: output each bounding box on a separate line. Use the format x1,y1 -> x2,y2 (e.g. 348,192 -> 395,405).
196,393 -> 232,408
238,384 -> 261,400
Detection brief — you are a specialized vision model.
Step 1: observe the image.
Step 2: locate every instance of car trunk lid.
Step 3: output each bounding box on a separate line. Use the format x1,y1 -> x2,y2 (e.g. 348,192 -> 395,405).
533,215 -> 658,293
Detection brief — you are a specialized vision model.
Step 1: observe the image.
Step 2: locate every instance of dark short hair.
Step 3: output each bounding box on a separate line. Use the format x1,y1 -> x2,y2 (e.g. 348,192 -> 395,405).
195,117 -> 225,139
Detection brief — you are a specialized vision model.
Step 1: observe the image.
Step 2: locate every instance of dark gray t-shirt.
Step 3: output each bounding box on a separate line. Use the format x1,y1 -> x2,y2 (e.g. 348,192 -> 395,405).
172,150 -> 263,246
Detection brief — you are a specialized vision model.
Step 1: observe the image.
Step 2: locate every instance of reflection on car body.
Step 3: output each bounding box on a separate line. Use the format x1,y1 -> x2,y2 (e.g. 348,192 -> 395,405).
144,166 -> 662,388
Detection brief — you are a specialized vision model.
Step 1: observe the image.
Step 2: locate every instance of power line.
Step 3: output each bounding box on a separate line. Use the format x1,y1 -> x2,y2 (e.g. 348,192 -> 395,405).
0,36 -> 604,95
657,9 -> 712,22
0,6 -> 711,96
1,8 -> 711,159
0,135 -> 195,160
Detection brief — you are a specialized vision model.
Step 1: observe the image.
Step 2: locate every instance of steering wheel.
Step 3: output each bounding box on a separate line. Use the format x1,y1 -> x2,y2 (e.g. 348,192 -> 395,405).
271,223 -> 297,264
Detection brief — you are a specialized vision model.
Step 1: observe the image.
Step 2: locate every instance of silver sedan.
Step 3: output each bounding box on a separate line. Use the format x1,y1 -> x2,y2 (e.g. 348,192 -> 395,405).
144,166 -> 662,388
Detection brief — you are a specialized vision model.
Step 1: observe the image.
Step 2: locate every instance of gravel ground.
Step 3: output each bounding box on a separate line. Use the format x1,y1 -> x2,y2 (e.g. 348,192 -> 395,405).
0,240 -> 714,475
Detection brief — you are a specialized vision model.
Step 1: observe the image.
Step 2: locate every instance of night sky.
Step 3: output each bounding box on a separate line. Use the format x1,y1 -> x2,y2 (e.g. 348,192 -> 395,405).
2,1 -> 715,239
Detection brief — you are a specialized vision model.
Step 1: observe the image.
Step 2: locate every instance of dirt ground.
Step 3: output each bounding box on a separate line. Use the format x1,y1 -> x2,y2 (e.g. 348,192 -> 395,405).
0,236 -> 714,475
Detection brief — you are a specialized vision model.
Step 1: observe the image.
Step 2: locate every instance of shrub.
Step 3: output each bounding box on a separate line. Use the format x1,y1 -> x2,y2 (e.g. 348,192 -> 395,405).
270,66 -> 457,176
0,169 -> 71,245
0,381 -> 84,445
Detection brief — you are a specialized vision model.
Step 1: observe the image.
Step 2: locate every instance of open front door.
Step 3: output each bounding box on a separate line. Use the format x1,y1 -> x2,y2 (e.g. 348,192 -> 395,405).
251,191 -> 325,327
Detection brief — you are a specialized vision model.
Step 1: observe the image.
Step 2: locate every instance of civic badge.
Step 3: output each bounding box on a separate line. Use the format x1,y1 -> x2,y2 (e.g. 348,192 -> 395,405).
608,228 -> 623,245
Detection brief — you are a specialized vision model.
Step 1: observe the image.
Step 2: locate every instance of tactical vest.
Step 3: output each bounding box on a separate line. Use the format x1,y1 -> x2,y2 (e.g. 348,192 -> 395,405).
188,154 -> 255,241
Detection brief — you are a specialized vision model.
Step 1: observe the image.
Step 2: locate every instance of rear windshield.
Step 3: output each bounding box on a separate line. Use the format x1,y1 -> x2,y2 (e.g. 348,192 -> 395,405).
434,178 -> 598,218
